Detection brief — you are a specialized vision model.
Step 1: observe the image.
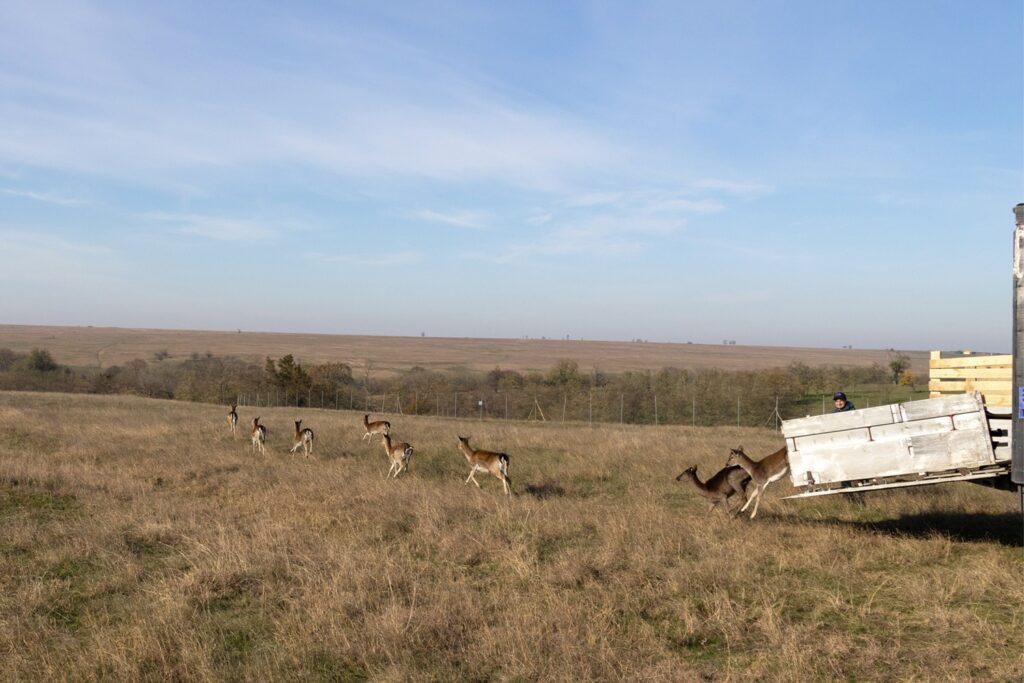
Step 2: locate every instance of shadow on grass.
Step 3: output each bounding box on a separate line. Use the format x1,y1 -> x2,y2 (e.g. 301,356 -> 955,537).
524,481 -> 566,499
770,511 -> 1023,548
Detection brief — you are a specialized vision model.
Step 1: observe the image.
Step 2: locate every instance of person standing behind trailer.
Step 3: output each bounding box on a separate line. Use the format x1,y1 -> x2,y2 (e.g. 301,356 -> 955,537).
833,392 -> 856,412
833,391 -> 865,504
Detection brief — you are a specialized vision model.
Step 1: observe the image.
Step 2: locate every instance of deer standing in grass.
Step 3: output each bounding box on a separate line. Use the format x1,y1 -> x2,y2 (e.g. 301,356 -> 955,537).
457,436 -> 512,496
362,414 -> 390,441
227,404 -> 238,436
290,419 -> 314,456
725,446 -> 790,519
675,465 -> 751,516
251,417 -> 268,454
381,433 -> 413,478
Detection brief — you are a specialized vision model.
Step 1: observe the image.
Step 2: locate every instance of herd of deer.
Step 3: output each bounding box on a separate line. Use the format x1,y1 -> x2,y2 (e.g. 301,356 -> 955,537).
228,403 -> 787,513
227,405 -> 514,496
229,405 -> 787,514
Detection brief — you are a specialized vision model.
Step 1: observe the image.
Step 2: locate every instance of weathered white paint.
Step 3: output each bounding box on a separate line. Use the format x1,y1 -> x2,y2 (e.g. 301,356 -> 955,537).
783,393 -> 1006,488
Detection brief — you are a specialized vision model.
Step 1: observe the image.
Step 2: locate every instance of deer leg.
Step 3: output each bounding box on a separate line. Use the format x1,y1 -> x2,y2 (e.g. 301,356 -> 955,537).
749,488 -> 764,519
739,485 -> 759,513
469,470 -> 482,488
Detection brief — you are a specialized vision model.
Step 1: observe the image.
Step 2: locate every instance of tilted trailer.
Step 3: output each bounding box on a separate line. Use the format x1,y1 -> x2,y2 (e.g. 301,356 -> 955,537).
781,392 -> 1011,499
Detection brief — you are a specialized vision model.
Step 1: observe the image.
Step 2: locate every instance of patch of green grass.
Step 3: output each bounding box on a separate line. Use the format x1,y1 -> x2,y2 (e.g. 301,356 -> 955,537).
305,650 -> 369,682
0,487 -> 77,519
123,528 -> 180,557
0,426 -> 60,452
43,555 -> 98,581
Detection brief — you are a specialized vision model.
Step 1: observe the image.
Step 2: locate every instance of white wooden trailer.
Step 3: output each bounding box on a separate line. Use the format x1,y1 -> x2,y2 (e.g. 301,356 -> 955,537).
782,392 -> 1012,499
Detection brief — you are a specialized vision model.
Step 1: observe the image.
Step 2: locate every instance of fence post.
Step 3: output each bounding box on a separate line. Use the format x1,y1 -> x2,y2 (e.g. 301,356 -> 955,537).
588,390 -> 592,426
821,394 -> 826,415
561,394 -> 567,422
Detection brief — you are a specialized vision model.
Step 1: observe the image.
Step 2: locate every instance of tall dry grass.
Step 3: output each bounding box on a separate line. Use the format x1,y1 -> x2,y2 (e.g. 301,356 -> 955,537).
0,391 -> 1020,680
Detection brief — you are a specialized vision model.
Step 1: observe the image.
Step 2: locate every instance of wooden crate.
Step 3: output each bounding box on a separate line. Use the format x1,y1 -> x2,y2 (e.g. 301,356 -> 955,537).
783,393 -> 1002,488
928,350 -> 1011,407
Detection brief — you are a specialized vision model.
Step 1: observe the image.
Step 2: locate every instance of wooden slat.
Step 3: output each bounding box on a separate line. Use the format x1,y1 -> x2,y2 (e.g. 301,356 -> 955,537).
870,415 -> 953,441
900,393 -> 983,420
783,405 -> 897,438
929,355 -> 1011,369
793,427 -> 872,451
927,379 -> 1012,393
910,429 -> 994,468
929,367 -> 1012,380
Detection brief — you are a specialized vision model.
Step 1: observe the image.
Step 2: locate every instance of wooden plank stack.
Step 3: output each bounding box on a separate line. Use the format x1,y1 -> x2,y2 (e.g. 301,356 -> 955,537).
928,350 -> 1011,407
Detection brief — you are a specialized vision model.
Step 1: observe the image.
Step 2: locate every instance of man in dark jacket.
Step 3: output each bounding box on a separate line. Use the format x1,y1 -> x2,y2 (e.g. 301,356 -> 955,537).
833,391 -> 855,412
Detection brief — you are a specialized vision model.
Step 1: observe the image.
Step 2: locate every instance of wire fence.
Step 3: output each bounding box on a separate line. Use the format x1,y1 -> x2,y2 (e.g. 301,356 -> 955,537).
236,386 -> 932,430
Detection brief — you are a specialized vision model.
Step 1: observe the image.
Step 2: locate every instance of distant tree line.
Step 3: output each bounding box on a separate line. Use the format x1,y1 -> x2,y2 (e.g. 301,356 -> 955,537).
0,347 -> 915,426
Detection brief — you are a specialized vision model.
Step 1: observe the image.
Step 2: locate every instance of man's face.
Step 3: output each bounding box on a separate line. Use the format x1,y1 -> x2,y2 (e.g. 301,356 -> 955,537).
834,399 -> 846,410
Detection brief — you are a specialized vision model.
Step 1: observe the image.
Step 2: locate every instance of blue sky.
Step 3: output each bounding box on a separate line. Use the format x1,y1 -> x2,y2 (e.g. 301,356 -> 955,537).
0,1 -> 1020,350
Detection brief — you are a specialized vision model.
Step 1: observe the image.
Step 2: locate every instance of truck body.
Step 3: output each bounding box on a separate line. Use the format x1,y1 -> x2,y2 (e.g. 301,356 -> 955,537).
782,392 -> 1011,499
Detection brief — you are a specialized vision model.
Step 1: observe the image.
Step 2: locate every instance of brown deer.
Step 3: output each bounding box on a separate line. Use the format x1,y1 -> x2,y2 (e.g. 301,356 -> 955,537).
362,414 -> 390,441
381,433 -> 414,478
227,404 -> 238,435
250,417 -> 268,455
675,465 -> 751,516
725,445 -> 790,519
457,436 -> 512,496
290,419 -> 314,456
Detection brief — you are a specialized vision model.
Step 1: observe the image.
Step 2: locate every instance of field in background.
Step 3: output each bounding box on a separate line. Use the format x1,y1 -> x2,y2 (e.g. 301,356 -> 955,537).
0,391 -> 1019,679
0,324 -> 928,375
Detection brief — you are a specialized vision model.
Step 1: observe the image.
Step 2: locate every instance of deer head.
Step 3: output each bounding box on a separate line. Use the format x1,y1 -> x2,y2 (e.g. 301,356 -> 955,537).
675,465 -> 697,481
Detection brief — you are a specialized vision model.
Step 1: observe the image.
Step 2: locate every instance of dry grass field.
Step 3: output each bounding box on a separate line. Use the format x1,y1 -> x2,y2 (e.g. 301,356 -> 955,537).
0,324 -> 928,375
0,391 -> 1020,680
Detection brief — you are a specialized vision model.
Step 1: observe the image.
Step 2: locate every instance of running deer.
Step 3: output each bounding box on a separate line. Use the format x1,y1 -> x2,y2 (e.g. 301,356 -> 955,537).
381,433 -> 414,478
227,404 -> 238,435
362,414 -> 391,441
725,445 -> 790,519
250,417 -> 268,454
457,436 -> 512,496
675,465 -> 751,516
290,419 -> 314,456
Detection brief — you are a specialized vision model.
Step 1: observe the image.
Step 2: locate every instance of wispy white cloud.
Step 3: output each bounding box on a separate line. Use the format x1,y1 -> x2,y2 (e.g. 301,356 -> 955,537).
409,209 -> 489,230
140,212 -> 278,241
310,251 -> 422,267
1,187 -> 94,207
694,178 -> 773,198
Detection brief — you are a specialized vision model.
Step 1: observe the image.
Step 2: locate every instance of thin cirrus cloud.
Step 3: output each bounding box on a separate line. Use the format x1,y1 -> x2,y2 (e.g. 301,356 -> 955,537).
310,251 -> 422,267
409,209 -> 489,230
139,212 -> 279,242
1,187 -> 95,207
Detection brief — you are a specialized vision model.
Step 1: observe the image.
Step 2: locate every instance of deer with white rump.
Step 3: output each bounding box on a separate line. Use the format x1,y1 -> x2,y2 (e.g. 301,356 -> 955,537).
362,414 -> 390,441
381,433 -> 413,478
251,417 -> 268,454
227,404 -> 238,435
457,436 -> 512,496
290,419 -> 314,456
725,445 -> 790,519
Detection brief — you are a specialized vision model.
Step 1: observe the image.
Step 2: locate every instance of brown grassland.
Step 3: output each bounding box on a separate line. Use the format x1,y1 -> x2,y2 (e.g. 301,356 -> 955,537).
0,391 -> 1020,680
0,324 -> 928,375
